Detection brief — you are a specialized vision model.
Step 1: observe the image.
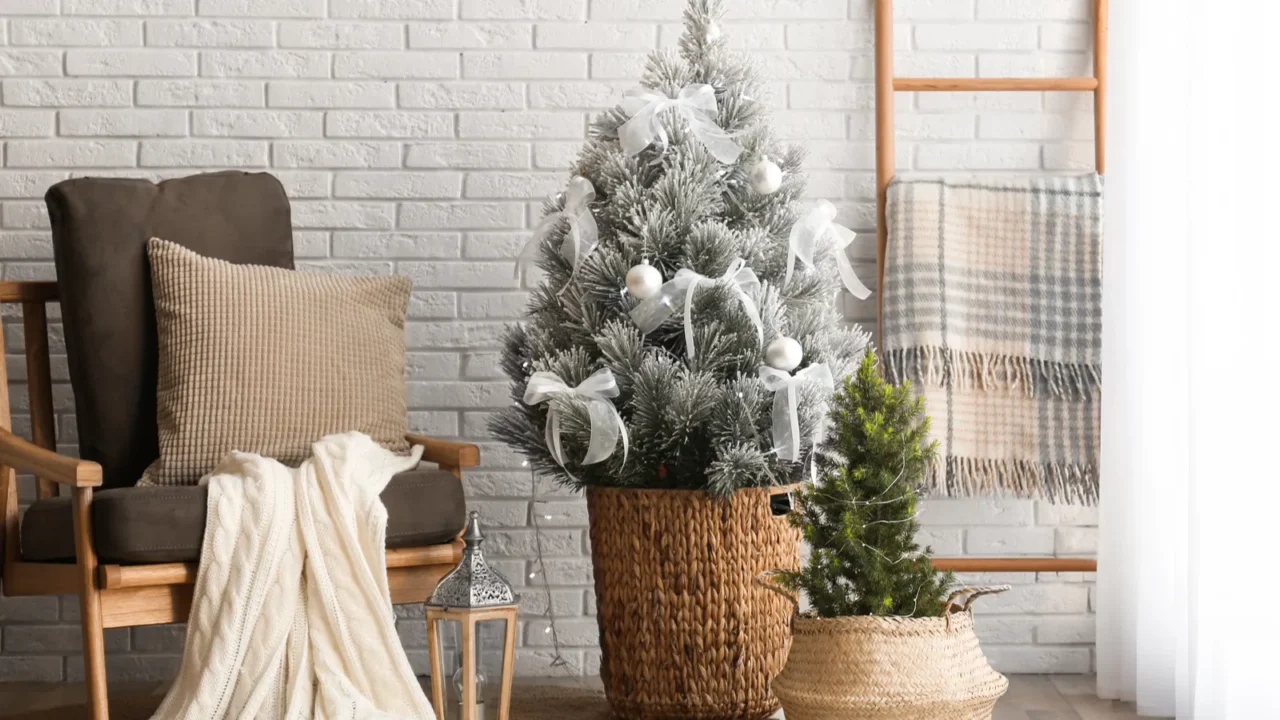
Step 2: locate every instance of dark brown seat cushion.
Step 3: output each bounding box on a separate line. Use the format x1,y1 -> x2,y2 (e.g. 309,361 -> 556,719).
46,172 -> 294,489
20,467 -> 465,564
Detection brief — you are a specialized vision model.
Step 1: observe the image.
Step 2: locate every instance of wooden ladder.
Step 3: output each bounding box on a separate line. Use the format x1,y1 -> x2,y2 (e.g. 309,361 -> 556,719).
873,0 -> 1108,574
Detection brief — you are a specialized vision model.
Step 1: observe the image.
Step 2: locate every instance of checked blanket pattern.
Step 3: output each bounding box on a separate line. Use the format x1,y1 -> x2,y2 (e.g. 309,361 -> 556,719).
882,175 -> 1103,504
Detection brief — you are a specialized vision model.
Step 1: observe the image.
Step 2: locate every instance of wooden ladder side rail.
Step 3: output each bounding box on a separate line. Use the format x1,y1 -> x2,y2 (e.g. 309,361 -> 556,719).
874,0 -> 1108,575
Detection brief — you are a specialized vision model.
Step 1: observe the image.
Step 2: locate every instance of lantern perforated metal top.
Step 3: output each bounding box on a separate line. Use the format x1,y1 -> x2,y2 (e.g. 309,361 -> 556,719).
426,510 -> 516,609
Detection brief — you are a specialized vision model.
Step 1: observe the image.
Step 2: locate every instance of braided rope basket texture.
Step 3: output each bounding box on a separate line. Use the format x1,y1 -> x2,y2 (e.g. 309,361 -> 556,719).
586,485 -> 801,720
770,587 -> 1011,720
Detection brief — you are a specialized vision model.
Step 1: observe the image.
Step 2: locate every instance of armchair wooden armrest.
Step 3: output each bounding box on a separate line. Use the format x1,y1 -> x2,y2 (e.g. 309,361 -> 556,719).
0,429 -> 102,487
406,433 -> 480,470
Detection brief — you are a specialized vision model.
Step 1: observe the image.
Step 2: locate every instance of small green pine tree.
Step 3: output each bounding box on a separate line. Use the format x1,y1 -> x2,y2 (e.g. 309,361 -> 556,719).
781,350 -> 953,618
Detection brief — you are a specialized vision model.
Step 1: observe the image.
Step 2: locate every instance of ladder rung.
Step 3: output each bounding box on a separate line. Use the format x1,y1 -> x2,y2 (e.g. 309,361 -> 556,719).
931,557 -> 1097,572
895,77 -> 1099,92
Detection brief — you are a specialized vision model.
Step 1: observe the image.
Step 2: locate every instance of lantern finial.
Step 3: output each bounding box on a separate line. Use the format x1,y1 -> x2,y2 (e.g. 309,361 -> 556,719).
426,511 -> 516,609
463,510 -> 484,547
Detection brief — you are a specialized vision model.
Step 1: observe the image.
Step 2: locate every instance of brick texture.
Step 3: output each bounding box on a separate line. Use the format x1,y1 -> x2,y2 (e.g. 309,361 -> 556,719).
0,0 -> 1097,681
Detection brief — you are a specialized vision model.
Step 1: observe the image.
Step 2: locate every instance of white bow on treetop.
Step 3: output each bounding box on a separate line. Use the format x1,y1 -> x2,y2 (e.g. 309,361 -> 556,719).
629,258 -> 764,360
618,84 -> 745,165
522,369 -> 629,478
787,200 -> 873,301
516,176 -> 599,292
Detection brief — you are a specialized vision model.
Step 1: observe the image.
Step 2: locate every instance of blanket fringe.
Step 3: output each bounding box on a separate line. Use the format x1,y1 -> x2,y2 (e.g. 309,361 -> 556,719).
922,455 -> 1098,506
884,347 -> 1100,399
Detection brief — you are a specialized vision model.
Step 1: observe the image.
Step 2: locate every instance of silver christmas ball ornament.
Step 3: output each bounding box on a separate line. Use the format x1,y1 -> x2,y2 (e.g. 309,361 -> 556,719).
626,261 -> 663,300
765,337 -> 803,372
749,156 -> 784,195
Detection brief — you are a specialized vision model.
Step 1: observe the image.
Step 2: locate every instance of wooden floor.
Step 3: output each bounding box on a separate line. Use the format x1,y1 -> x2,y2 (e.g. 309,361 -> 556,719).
994,676 -> 1146,720
0,675 -> 1146,719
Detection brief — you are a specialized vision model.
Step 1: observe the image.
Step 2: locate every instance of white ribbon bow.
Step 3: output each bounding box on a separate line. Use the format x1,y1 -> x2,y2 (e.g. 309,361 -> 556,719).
629,258 -> 763,360
523,369 -> 629,476
786,200 -> 872,301
618,84 -> 744,164
758,363 -> 835,466
516,176 -> 600,292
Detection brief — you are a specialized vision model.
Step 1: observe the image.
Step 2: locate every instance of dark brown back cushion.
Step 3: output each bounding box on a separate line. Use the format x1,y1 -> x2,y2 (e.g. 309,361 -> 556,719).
46,171 -> 294,489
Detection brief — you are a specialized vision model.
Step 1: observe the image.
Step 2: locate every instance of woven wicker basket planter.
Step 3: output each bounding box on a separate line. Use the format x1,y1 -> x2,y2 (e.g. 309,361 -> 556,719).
586,485 -> 801,720
771,587 -> 1011,720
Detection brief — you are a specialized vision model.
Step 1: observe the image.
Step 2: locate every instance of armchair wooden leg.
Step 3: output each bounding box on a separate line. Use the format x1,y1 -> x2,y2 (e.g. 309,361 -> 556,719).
79,589 -> 109,719
73,487 -> 109,720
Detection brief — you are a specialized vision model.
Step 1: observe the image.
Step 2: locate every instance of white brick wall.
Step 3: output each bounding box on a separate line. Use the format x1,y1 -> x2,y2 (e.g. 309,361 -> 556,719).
0,0 -> 1097,682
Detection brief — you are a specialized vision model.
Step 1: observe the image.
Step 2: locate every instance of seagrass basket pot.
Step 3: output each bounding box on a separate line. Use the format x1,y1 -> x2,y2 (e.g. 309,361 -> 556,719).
769,586 -> 1011,720
586,485 -> 801,720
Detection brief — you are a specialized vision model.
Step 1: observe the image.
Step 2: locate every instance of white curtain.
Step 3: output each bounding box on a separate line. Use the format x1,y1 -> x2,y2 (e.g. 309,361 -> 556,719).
1097,0 -> 1280,717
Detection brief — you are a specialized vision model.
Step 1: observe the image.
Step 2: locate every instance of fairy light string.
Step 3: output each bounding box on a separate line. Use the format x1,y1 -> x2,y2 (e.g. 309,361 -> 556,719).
515,355 -> 570,670
806,453 -> 937,619
526,464 -> 570,670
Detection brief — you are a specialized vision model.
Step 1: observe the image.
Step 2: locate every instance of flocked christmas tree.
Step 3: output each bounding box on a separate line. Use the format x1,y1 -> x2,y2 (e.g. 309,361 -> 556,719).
490,0 -> 872,495
780,351 -> 953,618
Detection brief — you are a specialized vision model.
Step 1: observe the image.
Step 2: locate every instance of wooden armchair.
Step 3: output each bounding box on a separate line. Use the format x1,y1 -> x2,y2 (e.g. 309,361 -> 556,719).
0,172 -> 479,720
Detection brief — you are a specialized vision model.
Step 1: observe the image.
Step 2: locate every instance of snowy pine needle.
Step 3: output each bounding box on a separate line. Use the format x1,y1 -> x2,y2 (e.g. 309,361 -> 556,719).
489,0 -> 871,495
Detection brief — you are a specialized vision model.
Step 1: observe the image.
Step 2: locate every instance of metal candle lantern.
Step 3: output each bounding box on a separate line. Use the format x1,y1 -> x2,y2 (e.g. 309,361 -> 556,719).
426,511 -> 519,720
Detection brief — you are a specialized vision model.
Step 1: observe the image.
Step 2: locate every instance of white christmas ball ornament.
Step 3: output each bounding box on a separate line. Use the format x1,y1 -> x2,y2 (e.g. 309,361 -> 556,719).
766,337 -> 803,372
705,22 -> 722,42
626,262 -> 663,300
749,157 -> 783,195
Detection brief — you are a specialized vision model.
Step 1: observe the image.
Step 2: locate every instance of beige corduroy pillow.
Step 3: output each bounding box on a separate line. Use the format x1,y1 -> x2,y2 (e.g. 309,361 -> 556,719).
140,238 -> 411,486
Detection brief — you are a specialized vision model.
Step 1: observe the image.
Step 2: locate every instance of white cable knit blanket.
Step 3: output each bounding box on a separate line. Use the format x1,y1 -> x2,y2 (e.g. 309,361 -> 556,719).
152,432 -> 437,720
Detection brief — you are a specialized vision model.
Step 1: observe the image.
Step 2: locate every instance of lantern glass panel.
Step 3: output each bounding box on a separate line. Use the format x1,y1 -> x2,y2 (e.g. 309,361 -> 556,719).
433,617 -> 509,720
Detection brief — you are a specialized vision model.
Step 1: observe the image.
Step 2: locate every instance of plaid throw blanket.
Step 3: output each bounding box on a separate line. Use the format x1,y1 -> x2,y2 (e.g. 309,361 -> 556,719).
882,175 -> 1103,504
